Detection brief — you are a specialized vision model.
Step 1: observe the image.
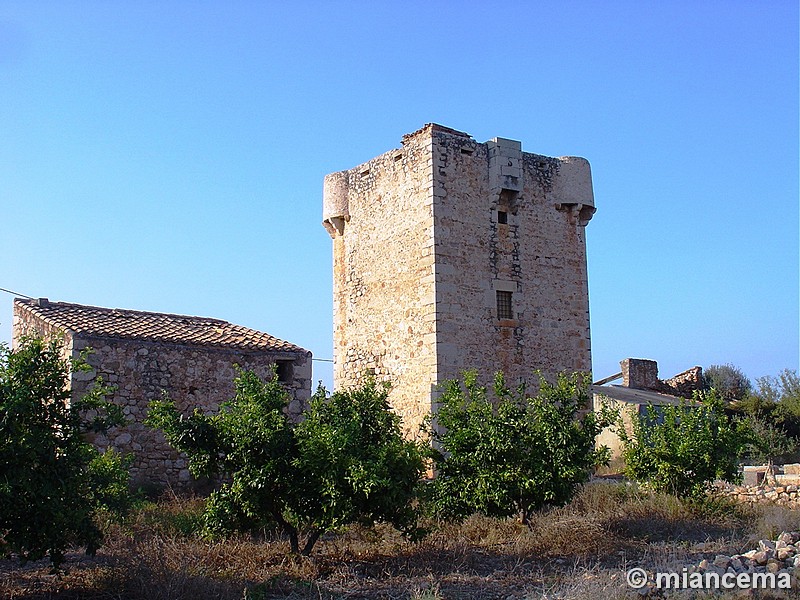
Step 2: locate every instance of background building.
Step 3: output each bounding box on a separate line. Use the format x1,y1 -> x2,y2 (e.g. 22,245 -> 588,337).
592,357 -> 704,466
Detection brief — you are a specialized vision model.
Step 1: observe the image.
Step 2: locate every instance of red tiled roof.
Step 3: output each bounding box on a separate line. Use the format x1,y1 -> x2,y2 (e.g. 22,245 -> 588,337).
14,298 -> 307,354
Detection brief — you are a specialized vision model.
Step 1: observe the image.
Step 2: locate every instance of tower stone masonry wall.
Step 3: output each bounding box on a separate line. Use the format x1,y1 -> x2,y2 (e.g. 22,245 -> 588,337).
324,124 -> 595,435
324,129 -> 438,434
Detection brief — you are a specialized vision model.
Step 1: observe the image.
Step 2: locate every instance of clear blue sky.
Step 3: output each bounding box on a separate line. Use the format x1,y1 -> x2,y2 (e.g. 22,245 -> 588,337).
1,1 -> 797,391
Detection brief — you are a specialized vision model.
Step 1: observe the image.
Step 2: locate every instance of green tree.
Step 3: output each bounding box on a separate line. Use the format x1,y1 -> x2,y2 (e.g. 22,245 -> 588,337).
294,381 -> 424,548
730,391 -> 777,418
731,369 -> 800,440
0,337 -> 131,568
745,415 -> 797,486
425,371 -> 614,524
147,370 -> 425,555
702,364 -> 752,402
759,370 -> 800,437
618,391 -> 749,498
761,369 -> 800,405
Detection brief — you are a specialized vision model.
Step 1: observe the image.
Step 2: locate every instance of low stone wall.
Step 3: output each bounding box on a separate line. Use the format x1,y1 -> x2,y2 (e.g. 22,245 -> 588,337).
740,464 -> 800,487
715,479 -> 800,508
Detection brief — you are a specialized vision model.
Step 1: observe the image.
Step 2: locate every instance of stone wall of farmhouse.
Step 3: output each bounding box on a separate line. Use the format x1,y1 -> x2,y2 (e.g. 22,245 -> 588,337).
324,124 -> 594,435
663,366 -> 703,397
12,305 -> 75,362
621,358 -> 703,397
70,336 -> 311,489
13,303 -> 311,490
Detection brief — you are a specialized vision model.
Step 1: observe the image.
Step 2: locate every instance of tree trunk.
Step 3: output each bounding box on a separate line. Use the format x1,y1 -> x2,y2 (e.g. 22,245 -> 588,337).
766,459 -> 777,486
301,528 -> 322,556
272,510 -> 300,554
288,529 -> 299,554
520,508 -> 530,527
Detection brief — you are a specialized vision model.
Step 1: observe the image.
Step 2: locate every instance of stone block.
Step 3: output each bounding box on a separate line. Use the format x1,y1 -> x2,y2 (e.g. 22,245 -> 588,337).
776,474 -> 800,485
489,137 -> 522,150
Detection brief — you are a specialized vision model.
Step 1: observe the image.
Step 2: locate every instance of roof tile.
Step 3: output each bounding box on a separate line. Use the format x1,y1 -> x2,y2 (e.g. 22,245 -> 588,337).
14,299 -> 307,354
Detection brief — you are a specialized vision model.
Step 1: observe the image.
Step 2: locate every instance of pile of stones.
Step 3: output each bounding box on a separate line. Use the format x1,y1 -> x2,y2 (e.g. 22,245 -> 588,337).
633,532 -> 799,597
691,532 -> 800,578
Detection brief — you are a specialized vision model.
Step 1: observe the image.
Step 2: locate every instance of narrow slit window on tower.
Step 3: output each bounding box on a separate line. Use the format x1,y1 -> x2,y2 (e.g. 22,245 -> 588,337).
496,291 -> 513,320
497,210 -> 508,224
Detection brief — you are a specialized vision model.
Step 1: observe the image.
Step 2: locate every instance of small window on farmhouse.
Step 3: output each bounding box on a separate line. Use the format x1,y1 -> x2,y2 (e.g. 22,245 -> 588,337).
497,210 -> 508,224
276,360 -> 293,383
639,403 -> 667,426
496,291 -> 513,320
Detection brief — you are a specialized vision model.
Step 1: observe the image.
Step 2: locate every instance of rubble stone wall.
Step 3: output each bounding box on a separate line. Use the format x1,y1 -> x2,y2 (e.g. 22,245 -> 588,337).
12,303 -> 75,366
620,358 -> 703,398
716,481 -> 800,508
663,366 -> 703,397
70,336 -> 311,489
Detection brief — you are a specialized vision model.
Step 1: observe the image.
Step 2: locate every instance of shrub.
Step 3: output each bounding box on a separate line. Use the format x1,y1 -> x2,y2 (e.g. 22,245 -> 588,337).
294,380 -> 424,541
731,369 -> 800,443
702,364 -> 752,402
744,415 -> 797,481
0,337 -> 131,568
425,371 -> 614,524
147,370 -> 425,555
618,391 -> 749,498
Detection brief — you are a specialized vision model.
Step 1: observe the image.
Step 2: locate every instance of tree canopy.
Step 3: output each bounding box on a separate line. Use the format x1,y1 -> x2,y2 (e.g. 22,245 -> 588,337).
0,337 -> 131,568
147,370 -> 425,555
425,371 -> 614,524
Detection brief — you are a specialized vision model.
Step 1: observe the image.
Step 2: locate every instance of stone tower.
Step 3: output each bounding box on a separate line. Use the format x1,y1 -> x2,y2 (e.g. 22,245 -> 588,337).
323,124 -> 595,434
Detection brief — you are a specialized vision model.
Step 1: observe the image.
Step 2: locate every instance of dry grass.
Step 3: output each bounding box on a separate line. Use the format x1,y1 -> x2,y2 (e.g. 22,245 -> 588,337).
3,482 -> 799,599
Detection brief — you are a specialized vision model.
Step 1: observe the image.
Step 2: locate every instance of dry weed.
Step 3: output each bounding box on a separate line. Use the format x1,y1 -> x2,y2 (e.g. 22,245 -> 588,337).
532,562 -> 628,600
4,482 -> 800,599
748,504 -> 800,544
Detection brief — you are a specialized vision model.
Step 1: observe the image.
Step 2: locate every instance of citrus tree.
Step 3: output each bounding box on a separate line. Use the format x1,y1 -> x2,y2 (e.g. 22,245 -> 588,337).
618,391 -> 749,498
425,371 -> 614,524
0,337 -> 131,568
147,371 -> 425,555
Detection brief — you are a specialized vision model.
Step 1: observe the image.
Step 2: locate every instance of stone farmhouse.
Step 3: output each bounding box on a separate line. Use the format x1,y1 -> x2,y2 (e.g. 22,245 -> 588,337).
592,357 -> 704,463
13,298 -> 311,489
323,124 -> 596,434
